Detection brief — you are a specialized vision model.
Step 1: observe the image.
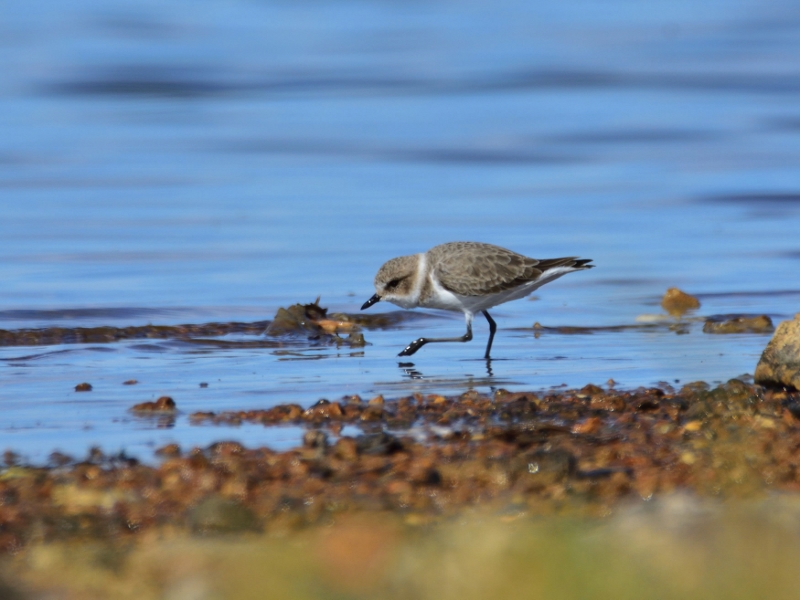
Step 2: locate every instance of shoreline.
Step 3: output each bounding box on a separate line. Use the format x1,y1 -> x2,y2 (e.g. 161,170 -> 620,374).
2,378 -> 798,551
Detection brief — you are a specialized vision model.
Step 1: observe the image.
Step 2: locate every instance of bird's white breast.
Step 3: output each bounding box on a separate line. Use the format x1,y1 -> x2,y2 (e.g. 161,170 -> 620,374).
418,274 -> 469,312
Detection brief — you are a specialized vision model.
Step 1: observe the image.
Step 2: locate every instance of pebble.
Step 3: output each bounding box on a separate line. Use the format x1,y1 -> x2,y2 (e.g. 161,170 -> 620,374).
661,288 -> 700,317
131,396 -> 176,412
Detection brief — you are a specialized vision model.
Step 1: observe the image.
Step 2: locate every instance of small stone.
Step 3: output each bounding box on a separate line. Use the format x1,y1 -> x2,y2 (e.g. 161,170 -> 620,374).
571,417 -> 601,435
317,319 -> 356,334
304,400 -> 344,420
155,444 -> 181,457
579,383 -> 604,397
209,441 -> 245,456
703,315 -> 774,334
131,396 -> 176,412
661,288 -> 700,317
123,379 -> 138,385
347,332 -> 366,347
755,314 -> 800,390
75,383 -> 92,392
368,395 -> 384,406
199,382 -> 209,388
360,405 -> 383,421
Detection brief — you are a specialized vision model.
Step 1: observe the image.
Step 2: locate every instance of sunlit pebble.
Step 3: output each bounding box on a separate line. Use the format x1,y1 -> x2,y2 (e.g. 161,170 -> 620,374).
74,382 -> 92,392
123,379 -> 138,385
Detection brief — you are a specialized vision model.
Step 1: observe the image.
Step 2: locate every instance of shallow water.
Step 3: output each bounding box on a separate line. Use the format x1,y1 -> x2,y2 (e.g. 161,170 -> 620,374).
1,0 -> 800,462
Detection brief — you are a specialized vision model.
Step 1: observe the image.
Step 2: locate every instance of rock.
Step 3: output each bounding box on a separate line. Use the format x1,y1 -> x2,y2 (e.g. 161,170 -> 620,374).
316,319 -> 357,334
131,396 -> 176,412
74,382 -> 92,392
755,314 -> 800,390
347,332 -> 366,347
661,288 -> 700,317
579,383 -> 604,397
334,437 -> 359,461
264,299 -> 329,336
264,299 -> 367,346
703,315 -> 774,334
304,400 -> 344,420
155,444 -> 181,457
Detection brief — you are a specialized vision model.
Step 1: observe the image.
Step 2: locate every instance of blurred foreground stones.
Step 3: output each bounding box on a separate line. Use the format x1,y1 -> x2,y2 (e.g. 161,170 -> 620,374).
756,314 -> 800,390
1,380 -> 800,555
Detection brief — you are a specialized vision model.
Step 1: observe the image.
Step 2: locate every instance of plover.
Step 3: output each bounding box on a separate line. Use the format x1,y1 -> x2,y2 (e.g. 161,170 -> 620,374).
361,242 -> 593,358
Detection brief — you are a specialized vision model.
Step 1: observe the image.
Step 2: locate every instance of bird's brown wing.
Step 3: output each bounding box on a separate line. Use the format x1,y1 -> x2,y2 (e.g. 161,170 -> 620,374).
430,242 -> 544,296
431,242 -> 592,297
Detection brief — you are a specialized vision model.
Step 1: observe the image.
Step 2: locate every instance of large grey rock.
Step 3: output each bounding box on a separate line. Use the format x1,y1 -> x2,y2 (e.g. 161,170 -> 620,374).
755,314 -> 800,389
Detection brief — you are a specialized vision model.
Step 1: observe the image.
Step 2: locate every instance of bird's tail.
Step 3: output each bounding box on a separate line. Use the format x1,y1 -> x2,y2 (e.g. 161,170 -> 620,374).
537,257 -> 594,271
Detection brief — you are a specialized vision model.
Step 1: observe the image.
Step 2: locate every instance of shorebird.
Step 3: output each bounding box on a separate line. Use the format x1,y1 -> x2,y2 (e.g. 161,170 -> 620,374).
361,242 -> 593,358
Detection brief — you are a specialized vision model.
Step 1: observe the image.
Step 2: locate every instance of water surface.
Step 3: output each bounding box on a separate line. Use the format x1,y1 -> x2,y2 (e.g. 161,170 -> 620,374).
1,0 -> 799,461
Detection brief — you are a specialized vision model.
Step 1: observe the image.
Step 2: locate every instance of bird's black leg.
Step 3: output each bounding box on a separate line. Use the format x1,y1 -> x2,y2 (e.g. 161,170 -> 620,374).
398,322 -> 473,357
482,310 -> 497,359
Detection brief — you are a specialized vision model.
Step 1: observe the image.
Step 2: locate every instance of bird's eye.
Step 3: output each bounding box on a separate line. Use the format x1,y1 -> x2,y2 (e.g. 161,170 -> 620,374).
386,278 -> 403,289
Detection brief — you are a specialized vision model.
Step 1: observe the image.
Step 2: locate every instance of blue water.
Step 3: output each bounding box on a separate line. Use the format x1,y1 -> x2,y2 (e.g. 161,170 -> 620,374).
1,0 -> 799,462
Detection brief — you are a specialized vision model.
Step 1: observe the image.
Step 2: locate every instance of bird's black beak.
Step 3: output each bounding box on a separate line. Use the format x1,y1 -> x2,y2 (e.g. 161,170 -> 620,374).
361,294 -> 381,310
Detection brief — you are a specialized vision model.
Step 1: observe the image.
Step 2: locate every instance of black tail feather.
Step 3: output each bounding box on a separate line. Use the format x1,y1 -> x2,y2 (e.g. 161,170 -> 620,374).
537,257 -> 594,271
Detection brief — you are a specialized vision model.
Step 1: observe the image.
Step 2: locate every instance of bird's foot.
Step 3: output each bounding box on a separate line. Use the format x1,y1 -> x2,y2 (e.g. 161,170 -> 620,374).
398,338 -> 426,356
